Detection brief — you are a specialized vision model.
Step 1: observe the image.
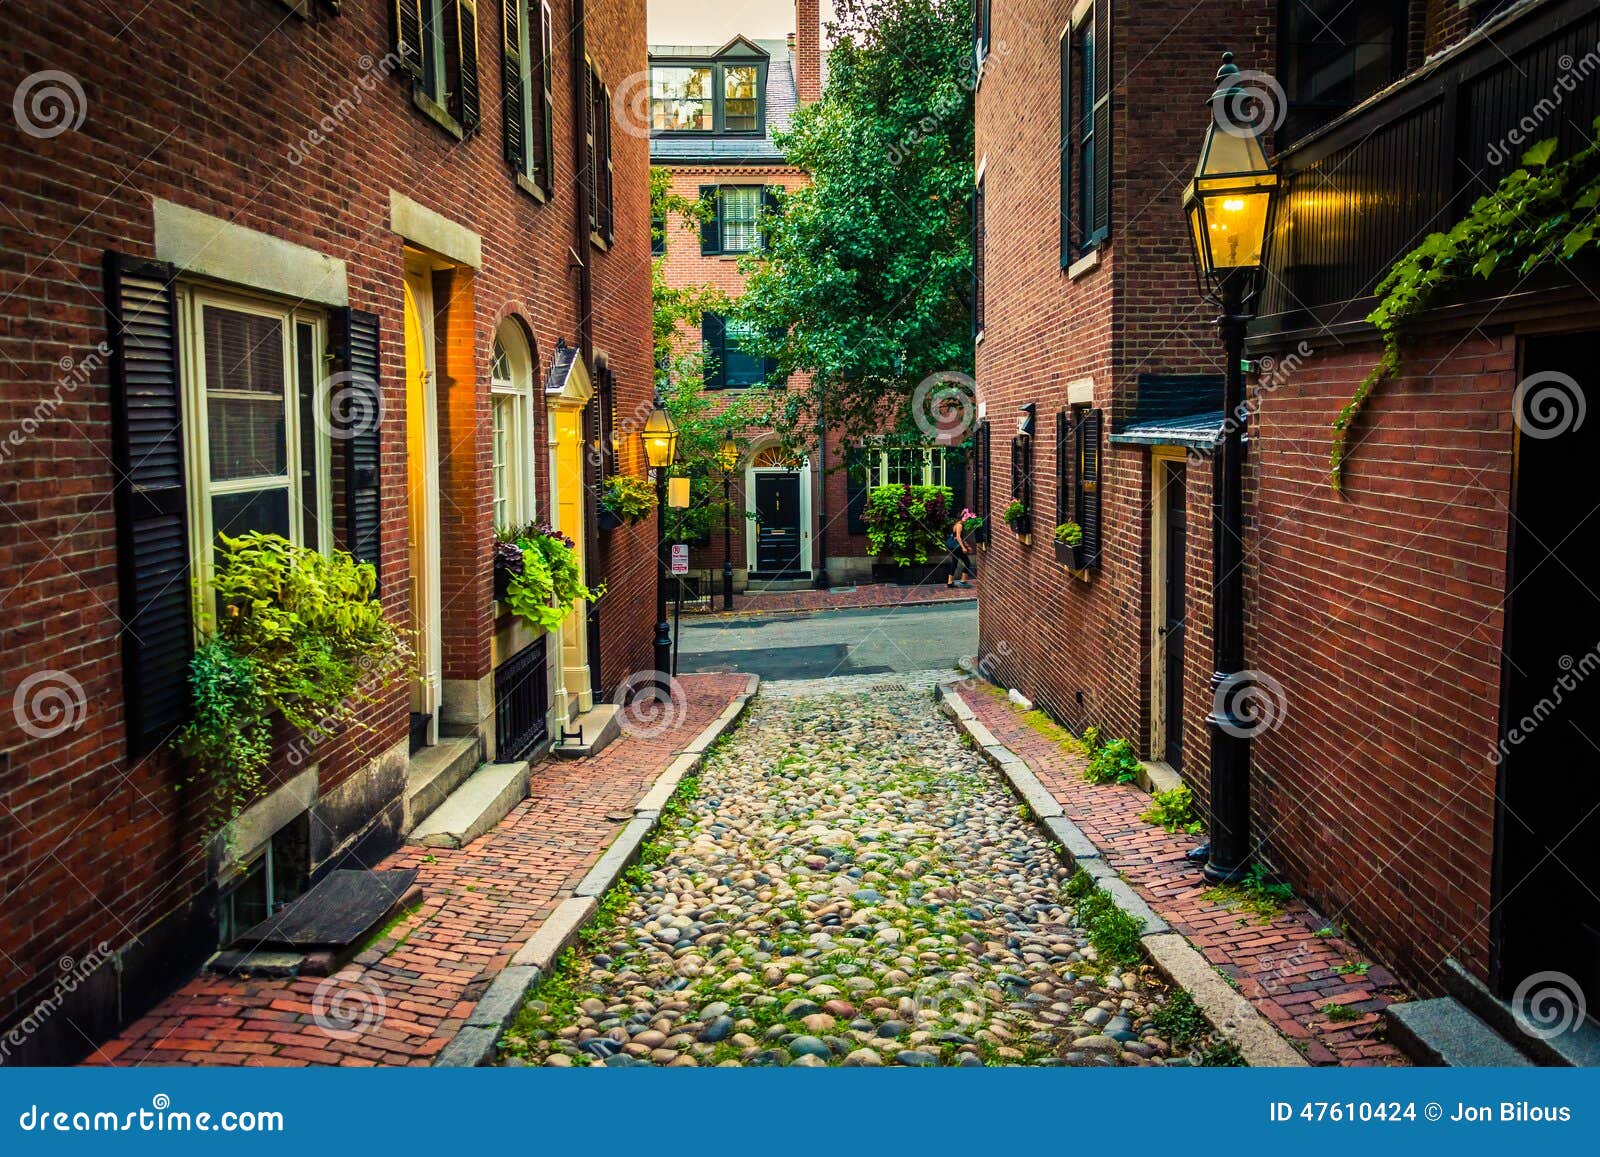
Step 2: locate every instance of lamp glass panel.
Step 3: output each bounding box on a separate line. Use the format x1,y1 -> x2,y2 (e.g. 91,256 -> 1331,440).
1197,120 -> 1270,179
1200,188 -> 1273,270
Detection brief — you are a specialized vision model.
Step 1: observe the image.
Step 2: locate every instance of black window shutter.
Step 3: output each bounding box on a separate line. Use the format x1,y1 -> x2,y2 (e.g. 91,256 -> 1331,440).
330,308 -> 384,584
845,447 -> 869,535
1059,27 -> 1073,267
973,179 -> 985,335
1092,0 -> 1111,242
702,312 -> 726,389
944,450 -> 967,510
104,252 -> 193,757
602,88 -> 615,242
1077,408 -> 1102,568
537,1 -> 555,191
456,0 -> 482,132
699,185 -> 721,254
977,420 -> 991,537
394,0 -> 425,79
501,0 -> 525,171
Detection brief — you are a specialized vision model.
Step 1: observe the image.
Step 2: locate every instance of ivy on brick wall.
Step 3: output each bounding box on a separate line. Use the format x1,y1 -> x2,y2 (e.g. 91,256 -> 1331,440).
1330,116 -> 1600,490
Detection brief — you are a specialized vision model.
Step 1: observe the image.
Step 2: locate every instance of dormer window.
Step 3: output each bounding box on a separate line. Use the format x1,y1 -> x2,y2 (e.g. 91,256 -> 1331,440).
649,38 -> 767,135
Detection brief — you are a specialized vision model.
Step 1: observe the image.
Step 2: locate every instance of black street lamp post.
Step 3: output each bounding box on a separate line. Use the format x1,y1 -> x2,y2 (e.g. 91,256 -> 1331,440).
1181,52 -> 1280,885
717,431 -> 739,611
642,399 -> 679,689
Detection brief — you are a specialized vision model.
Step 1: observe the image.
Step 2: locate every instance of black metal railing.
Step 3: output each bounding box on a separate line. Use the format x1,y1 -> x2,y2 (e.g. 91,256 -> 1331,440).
1256,0 -> 1600,337
495,635 -> 550,763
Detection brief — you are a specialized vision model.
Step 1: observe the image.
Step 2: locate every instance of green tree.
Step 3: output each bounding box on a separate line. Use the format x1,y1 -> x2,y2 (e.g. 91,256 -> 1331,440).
735,0 -> 975,445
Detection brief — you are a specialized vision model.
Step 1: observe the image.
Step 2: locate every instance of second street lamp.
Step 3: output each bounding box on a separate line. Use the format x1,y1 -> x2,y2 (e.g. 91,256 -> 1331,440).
641,399 -> 679,690
1182,52 -> 1280,885
716,430 -> 740,611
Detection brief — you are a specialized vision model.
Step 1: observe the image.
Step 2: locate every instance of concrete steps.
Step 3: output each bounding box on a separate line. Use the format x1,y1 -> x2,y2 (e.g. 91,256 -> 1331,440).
1389,959 -> 1600,1067
406,760 -> 530,849
551,703 -> 622,759
403,736 -> 481,830
1387,998 -> 1533,1066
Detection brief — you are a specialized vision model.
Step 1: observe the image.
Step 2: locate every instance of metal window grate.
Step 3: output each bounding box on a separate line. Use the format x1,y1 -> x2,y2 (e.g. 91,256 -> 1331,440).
495,635 -> 549,762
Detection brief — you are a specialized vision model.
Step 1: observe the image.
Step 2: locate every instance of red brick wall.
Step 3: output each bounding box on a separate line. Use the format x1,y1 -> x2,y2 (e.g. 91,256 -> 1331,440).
1244,329 -> 1517,985
793,0 -> 823,103
0,0 -> 652,1047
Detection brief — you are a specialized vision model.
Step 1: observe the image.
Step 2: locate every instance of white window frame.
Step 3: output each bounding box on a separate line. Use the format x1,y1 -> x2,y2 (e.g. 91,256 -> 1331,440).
491,326 -> 538,533
869,446 -> 946,490
178,285 -> 331,613
719,185 -> 763,254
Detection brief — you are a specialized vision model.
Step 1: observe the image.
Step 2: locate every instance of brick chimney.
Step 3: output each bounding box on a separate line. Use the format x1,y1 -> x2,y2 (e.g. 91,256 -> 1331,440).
793,0 -> 822,104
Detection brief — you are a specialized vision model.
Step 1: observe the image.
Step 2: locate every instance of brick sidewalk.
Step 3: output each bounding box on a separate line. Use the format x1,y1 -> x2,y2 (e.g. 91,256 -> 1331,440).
956,683 -> 1408,1067
684,578 -> 977,618
85,673 -> 750,1068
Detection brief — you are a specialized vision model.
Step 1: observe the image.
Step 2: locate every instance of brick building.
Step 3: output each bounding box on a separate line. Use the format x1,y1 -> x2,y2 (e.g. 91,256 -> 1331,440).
0,0 -> 654,1063
650,0 -> 961,592
974,0 -> 1600,1033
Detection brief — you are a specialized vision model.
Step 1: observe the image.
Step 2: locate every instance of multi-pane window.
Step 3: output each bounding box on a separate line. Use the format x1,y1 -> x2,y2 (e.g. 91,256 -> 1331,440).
723,65 -> 759,131
399,0 -> 481,132
719,186 -> 762,253
1077,19 -> 1097,245
504,0 -> 554,194
648,56 -> 764,133
652,66 -> 713,130
869,448 -> 947,490
588,63 -> 614,244
1061,4 -> 1110,260
183,290 -> 330,590
491,327 -> 535,532
722,319 -> 765,387
1279,0 -> 1408,146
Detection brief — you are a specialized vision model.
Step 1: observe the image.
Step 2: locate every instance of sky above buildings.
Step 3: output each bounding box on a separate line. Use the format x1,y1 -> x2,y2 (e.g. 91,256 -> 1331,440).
647,0 -> 837,44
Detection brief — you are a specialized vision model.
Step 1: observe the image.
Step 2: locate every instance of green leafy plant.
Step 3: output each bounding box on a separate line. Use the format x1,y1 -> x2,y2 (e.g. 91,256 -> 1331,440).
1151,988 -> 1209,1048
501,524 -> 603,632
176,532 -> 408,832
861,483 -> 954,565
1320,1001 -> 1364,1023
599,474 -> 657,524
1330,122 -> 1600,488
1202,862 -> 1295,923
1142,784 -> 1202,834
1083,737 -> 1141,785
1053,520 -> 1083,546
1066,868 -> 1146,966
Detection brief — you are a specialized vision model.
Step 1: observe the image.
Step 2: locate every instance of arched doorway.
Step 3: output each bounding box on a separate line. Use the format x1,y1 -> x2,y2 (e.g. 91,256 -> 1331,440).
745,440 -> 813,582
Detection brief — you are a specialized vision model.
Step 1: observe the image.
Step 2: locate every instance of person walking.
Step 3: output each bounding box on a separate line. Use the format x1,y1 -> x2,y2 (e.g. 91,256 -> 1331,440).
946,508 -> 977,588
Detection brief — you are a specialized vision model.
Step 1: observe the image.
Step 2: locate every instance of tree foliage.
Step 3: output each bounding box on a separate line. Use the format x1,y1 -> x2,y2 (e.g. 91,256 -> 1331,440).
735,0 -> 975,445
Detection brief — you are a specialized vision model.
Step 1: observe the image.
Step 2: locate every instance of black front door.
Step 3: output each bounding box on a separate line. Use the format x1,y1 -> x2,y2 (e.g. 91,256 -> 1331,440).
1162,461 -> 1187,770
1494,330 -> 1600,1019
754,473 -> 803,576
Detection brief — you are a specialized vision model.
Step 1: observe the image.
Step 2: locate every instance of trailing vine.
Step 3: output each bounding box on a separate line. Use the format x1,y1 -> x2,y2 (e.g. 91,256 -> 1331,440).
498,523 -> 604,632
177,533 -> 409,833
1330,117 -> 1600,489
861,484 -> 953,565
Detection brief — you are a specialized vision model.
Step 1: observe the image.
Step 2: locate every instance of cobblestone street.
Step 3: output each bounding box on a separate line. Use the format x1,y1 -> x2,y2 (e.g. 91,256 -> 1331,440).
501,675 -> 1206,1068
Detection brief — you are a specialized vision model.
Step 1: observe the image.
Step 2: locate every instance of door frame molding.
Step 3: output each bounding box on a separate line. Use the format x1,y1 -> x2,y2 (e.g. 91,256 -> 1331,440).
745,439 -> 812,575
402,260 -> 443,744
1148,446 -> 1188,762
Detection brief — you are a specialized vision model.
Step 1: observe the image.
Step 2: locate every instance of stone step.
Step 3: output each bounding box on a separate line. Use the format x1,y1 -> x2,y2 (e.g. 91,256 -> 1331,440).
1387,997 -> 1533,1066
551,703 -> 622,759
1442,957 -> 1600,1067
406,760 -> 530,849
403,736 -> 482,831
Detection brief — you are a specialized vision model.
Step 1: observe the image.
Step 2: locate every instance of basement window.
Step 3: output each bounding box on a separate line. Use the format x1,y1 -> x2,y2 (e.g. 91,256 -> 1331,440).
219,812 -> 311,945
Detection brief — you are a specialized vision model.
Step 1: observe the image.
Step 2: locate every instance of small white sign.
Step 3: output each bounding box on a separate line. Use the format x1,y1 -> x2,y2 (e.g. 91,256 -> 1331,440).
670,544 -> 689,575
